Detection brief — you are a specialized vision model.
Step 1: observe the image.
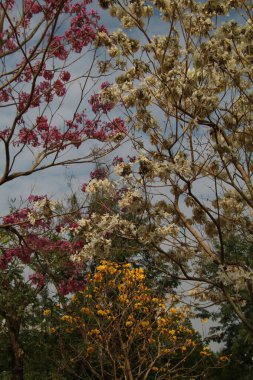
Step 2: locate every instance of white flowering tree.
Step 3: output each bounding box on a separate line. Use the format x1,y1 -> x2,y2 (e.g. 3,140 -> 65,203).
75,0 -> 253,335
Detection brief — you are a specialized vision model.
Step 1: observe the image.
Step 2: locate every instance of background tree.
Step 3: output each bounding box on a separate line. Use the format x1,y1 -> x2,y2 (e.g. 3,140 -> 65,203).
206,236 -> 253,380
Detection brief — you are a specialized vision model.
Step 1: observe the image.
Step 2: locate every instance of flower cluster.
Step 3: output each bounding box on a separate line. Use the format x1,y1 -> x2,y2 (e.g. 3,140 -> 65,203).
217,265 -> 253,292
49,260 -> 214,378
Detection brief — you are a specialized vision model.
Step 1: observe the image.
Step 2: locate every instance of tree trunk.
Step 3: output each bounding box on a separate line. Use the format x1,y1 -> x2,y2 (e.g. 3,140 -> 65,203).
8,320 -> 24,380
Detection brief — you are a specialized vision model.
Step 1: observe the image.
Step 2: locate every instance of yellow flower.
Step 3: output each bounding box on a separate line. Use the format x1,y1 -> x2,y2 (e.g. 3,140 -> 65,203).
93,272 -> 103,281
87,346 -> 94,354
96,264 -> 107,272
118,284 -> 126,292
61,315 -> 73,322
200,346 -> 212,356
134,268 -> 145,280
157,318 -> 167,327
119,294 -> 129,303
81,307 -> 91,315
219,355 -> 230,362
108,267 -> 117,275
43,309 -> 51,317
125,321 -> 133,327
48,327 -> 56,333
88,329 -> 100,336
97,309 -> 110,317
140,321 -> 150,328
186,339 -> 195,346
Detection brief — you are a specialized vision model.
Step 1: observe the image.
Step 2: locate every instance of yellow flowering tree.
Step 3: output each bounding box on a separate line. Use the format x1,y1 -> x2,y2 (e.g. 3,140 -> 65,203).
50,261 -> 216,379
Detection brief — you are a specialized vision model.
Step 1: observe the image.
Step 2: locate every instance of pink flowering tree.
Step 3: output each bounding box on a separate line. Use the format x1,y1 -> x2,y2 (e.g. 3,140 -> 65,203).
0,1 -> 128,378
0,0 -> 126,185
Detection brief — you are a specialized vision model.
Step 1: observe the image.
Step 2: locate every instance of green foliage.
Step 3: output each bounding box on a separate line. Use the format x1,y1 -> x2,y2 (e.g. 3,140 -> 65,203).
207,236 -> 253,379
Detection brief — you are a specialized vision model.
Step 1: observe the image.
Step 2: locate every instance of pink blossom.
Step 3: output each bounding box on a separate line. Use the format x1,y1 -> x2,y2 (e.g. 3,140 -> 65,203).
90,167 -> 107,180
112,156 -> 124,166
53,80 -> 66,97
43,70 -> 54,80
0,90 -> 10,102
19,128 -> 39,147
36,116 -> 49,132
28,195 -> 46,202
6,0 -> 15,10
60,71 -> 71,82
0,128 -> 10,140
31,2 -> 42,14
3,208 -> 30,225
29,272 -> 45,288
49,36 -> 69,60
